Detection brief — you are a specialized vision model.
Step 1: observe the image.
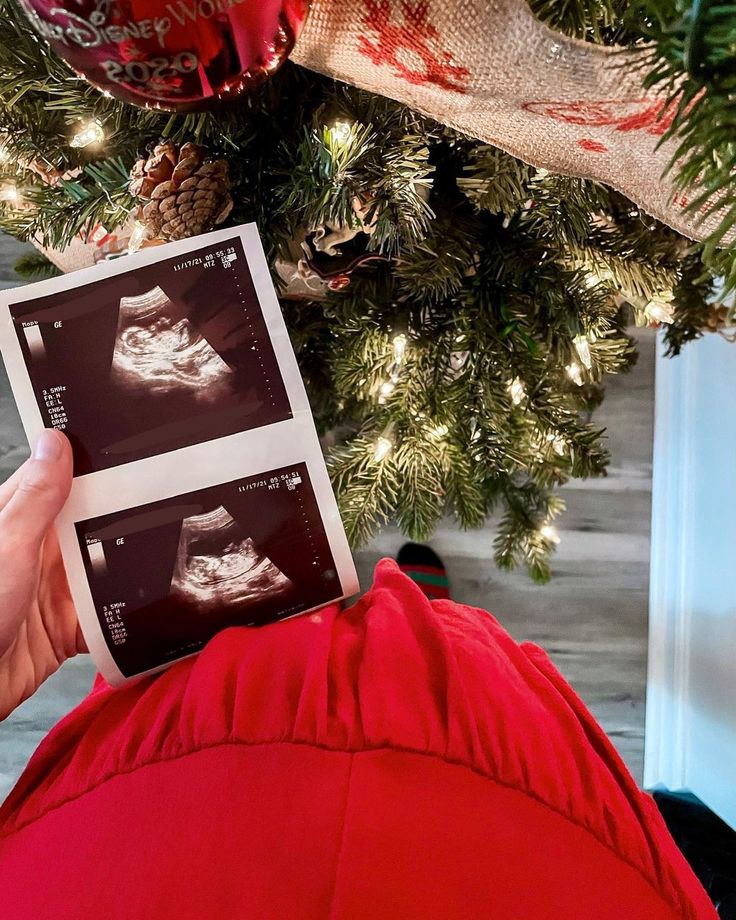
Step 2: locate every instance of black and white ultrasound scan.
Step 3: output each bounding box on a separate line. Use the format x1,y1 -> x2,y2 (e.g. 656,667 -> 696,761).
0,224 -> 357,683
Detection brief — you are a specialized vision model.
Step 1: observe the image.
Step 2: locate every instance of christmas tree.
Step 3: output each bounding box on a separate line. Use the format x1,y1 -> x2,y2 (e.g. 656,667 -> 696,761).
0,0 -> 733,581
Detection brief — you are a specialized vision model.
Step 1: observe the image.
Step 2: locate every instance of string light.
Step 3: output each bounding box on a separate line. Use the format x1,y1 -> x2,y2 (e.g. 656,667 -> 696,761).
127,220 -> 149,253
546,433 -> 566,456
573,333 -> 592,369
584,267 -> 614,288
329,119 -> 352,144
0,182 -> 20,205
70,118 -> 105,149
539,523 -> 560,545
373,420 -> 396,461
509,377 -> 525,406
392,332 -> 407,362
566,362 -> 584,386
378,332 -> 409,403
430,423 -> 449,439
373,436 -> 393,462
644,298 -> 675,325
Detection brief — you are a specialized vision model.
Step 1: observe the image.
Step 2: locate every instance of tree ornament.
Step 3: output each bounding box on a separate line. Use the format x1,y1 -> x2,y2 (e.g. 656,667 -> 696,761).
129,141 -> 233,242
293,196 -> 387,293
276,230 -> 388,298
298,230 -> 388,292
17,0 -> 310,111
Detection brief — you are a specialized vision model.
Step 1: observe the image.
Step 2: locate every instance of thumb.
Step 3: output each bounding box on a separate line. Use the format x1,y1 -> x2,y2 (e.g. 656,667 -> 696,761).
0,430 -> 73,547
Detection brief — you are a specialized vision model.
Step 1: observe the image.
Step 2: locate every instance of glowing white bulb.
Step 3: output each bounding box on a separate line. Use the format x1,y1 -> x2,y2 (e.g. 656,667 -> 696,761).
644,299 -> 675,325
540,524 -> 560,545
0,182 -> 20,204
509,377 -> 525,406
573,333 -> 592,369
127,220 -> 149,253
586,267 -> 614,287
392,333 -> 407,362
430,424 -> 449,439
379,380 -> 395,398
373,436 -> 393,461
547,433 -> 566,456
70,118 -> 105,149
566,362 -> 584,386
329,119 -> 352,144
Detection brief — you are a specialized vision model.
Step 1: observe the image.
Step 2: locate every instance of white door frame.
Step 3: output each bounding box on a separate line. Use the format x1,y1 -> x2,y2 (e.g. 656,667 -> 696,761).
644,330 -> 736,830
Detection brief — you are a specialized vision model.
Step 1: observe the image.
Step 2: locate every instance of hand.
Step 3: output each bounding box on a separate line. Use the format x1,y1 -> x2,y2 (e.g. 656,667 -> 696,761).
0,429 -> 85,721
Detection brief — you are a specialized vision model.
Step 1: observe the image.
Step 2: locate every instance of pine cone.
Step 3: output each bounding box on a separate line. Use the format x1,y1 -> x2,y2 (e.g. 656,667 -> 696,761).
129,141 -> 233,242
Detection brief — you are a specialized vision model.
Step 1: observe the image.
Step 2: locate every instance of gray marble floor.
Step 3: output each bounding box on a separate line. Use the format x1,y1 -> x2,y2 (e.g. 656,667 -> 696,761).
0,234 -> 653,802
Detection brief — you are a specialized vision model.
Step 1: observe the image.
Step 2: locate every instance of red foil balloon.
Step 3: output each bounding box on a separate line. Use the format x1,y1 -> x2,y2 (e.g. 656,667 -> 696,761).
18,0 -> 310,111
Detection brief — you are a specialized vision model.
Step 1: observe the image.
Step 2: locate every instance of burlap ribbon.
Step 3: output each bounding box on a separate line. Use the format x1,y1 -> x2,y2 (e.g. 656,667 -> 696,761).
293,0 -> 707,242
40,0 -> 713,273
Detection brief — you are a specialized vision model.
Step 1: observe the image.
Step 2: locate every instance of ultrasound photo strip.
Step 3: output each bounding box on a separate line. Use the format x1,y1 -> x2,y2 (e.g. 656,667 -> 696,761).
0,223 -> 358,684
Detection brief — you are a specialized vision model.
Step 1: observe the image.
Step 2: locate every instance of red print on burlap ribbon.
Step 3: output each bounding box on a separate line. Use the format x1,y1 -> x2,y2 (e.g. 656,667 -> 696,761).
358,0 -> 469,93
522,98 -> 679,154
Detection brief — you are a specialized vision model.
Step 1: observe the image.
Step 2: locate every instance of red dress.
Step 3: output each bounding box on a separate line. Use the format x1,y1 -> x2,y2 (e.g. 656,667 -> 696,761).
0,560 -> 717,918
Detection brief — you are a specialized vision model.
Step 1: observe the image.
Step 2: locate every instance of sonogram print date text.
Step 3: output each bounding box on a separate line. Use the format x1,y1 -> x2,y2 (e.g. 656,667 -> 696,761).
172,247 -> 238,273
173,257 -> 204,271
238,472 -> 304,493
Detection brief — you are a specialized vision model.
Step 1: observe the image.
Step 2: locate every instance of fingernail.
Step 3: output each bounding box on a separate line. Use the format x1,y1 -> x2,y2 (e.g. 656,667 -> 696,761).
33,429 -> 62,462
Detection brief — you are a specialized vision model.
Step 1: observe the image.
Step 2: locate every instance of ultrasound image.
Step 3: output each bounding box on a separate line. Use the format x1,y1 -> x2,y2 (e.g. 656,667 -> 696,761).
111,286 -> 235,402
171,505 -> 292,609
76,463 -> 339,677
9,237 -> 292,475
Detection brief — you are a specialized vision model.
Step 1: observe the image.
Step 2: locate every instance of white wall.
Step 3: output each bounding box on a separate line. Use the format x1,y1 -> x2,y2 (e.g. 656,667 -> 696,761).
645,330 -> 736,830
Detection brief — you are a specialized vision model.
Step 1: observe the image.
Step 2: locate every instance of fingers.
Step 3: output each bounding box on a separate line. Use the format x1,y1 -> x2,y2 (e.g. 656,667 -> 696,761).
39,529 -> 89,656
0,430 -> 73,549
0,458 -> 30,511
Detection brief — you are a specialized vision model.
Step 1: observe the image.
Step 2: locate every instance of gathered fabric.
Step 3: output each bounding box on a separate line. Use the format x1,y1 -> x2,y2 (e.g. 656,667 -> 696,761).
0,560 -> 716,919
